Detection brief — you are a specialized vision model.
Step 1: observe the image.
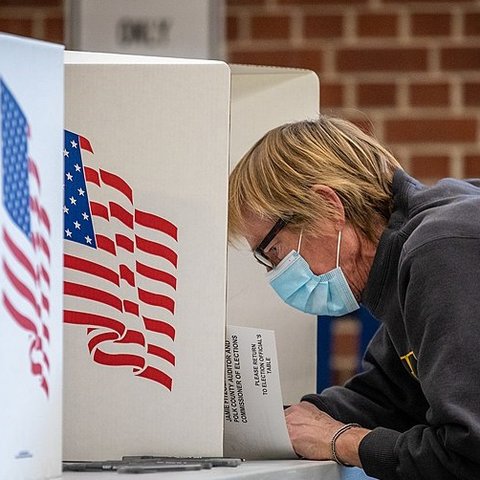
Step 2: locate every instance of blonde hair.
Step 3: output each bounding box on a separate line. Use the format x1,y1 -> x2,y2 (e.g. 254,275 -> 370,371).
228,115 -> 402,242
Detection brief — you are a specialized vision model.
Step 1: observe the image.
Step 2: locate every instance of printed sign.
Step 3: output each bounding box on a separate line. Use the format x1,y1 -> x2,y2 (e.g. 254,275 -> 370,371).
224,325 -> 296,459
67,0 -> 225,59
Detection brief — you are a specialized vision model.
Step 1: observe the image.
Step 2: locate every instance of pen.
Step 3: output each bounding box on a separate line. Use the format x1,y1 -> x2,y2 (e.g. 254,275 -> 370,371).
63,459 -> 212,472
122,456 -> 244,467
117,463 -> 206,474
63,461 -> 122,471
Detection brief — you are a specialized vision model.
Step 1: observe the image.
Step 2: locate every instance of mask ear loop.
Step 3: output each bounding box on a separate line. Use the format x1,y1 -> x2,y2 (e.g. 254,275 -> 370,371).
297,228 -> 304,254
336,230 -> 342,268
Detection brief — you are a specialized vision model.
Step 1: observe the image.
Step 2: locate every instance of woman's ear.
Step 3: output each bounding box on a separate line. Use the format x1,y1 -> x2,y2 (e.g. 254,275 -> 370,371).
311,184 -> 345,231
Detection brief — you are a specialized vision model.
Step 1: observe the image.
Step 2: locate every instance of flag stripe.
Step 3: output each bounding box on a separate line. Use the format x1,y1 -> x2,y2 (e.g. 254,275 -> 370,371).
142,317 -> 176,340
30,339 -> 50,371
3,228 -> 36,281
42,322 -> 50,342
28,157 -> 40,188
32,232 -> 51,261
3,291 -> 38,335
119,264 -> 135,286
117,329 -> 145,346
135,210 -> 177,240
30,196 -> 51,234
41,294 -> 50,318
93,348 -> 145,369
87,331 -> 118,352
39,264 -> 50,287
135,235 -> 177,267
64,253 -> 120,285
64,281 -> 123,311
3,259 -> 40,317
136,261 -> 177,289
116,234 -> 134,253
64,309 -> 125,335
124,300 -> 139,315
4,293 -> 49,396
90,201 -> 109,220
138,288 -> 175,313
137,365 -> 172,390
79,134 -> 93,153
41,379 -> 49,395
110,202 -> 133,228
85,166 -> 100,186
96,234 -> 116,254
147,344 -> 175,366
100,169 -> 133,203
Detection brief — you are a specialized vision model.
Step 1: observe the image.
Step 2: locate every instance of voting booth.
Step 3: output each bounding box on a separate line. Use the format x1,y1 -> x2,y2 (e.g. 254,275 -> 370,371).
0,34 -> 64,480
227,65 -> 320,405
63,51 -> 230,460
62,51 -> 320,459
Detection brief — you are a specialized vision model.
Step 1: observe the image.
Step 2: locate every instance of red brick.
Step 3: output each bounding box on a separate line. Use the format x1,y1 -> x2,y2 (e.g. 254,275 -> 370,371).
411,13 -> 451,36
357,13 -> 398,37
44,16 -> 64,43
465,13 -> 480,36
320,82 -> 344,108
464,82 -> 480,106
304,15 -> 343,39
337,48 -> 427,72
464,155 -> 480,177
441,47 -> 480,70
333,332 -> 358,357
227,0 -> 265,4
1,0 -> 61,4
384,0 -> 474,3
409,82 -> 450,107
0,18 -> 33,37
410,155 -> 450,178
251,15 -> 290,40
385,118 -> 477,143
357,83 -> 396,107
227,16 -> 239,41
230,50 -> 323,71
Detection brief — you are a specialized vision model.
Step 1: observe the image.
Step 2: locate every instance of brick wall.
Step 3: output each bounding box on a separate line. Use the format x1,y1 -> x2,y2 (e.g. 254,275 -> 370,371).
228,0 -> 480,184
0,0 -> 63,43
2,0 -> 479,386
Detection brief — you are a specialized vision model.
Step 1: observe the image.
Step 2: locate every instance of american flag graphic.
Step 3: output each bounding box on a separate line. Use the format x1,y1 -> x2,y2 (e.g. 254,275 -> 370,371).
63,130 -> 178,391
1,78 -> 52,397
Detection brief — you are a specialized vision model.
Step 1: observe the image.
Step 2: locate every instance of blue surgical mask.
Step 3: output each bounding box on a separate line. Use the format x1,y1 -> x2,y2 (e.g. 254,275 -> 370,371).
266,230 -> 359,316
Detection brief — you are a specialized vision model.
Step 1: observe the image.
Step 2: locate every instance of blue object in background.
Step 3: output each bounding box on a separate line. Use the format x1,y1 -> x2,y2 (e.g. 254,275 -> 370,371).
341,466 -> 378,480
316,305 -> 379,392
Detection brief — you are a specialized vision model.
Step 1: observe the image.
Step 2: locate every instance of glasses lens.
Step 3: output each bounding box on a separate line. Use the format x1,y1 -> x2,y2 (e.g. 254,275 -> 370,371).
253,249 -> 273,268
253,217 -> 290,269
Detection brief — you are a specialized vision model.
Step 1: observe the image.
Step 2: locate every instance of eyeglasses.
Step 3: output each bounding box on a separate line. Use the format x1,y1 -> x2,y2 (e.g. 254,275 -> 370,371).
253,218 -> 289,269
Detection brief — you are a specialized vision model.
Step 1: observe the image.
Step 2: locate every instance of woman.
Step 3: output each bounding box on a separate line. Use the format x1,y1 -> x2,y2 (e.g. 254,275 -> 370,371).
228,115 -> 480,479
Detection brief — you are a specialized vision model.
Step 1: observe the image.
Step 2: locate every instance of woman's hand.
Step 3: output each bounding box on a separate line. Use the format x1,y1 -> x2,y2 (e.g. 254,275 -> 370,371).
285,401 -> 370,466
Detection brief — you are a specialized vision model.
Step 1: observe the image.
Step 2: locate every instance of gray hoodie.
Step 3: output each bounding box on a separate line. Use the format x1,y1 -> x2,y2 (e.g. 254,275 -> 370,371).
303,169 -> 480,480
